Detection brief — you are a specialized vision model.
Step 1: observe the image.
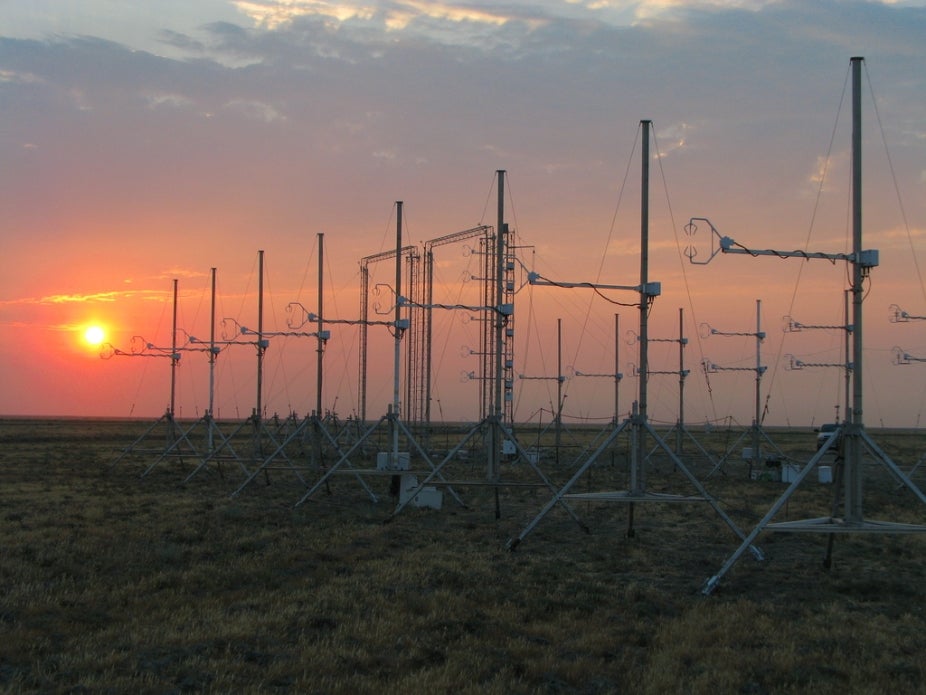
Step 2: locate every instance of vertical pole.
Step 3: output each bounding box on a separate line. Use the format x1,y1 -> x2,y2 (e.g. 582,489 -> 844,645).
615,314 -> 621,424
556,317 -> 563,464
677,307 -> 685,455
844,289 -> 851,425
359,262 -> 369,423
754,298 -> 762,466
256,249 -> 265,423
425,247 -> 434,427
170,278 -> 178,419
208,269 -> 216,418
633,120 -> 651,494
846,56 -> 864,522
316,233 -> 325,418
393,202 -> 403,463
208,268 -> 216,453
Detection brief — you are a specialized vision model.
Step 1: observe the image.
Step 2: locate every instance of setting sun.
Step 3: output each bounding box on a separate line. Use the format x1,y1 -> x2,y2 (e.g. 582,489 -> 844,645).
83,325 -> 106,346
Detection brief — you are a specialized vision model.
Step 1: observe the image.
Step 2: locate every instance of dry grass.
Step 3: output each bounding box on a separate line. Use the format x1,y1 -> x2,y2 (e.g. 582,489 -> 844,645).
1,418 -> 925,693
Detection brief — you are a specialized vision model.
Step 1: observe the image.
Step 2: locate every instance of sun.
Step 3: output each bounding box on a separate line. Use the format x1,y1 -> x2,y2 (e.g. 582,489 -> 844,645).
83,325 -> 106,346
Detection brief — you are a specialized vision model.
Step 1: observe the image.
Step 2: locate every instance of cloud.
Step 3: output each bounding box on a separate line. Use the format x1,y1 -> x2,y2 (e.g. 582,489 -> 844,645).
154,267 -> 212,281
0,290 -> 169,307
143,91 -> 195,109
654,122 -> 691,158
223,98 -> 286,122
0,67 -> 43,83
231,0 -> 537,34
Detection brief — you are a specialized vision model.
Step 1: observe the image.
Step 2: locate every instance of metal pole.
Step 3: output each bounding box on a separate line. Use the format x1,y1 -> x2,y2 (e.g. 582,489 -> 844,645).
678,307 -> 684,455
639,122 -> 650,422
208,268 -> 216,453
754,298 -> 762,465
256,249 -> 265,422
208,269 -> 216,418
170,278 -> 178,418
425,247 -> 434,427
846,56 -> 864,522
393,202 -> 403,462
844,289 -> 851,424
359,263 -> 368,423
316,233 -> 324,417
634,120 -> 651,493
614,313 -> 620,424
556,317 -> 563,463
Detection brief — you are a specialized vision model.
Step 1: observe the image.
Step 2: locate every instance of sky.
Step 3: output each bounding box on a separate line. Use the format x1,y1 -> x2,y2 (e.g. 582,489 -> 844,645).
2,0 -> 926,430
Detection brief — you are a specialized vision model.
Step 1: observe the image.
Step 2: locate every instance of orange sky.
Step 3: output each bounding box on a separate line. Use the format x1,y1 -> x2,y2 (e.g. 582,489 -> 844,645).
2,2 -> 926,428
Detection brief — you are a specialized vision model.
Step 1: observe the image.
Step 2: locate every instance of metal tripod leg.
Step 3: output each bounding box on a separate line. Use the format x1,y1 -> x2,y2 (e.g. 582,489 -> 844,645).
702,431 -> 840,596
641,421 -> 763,558
290,417 -> 388,506
384,419 -> 487,520
506,420 -> 629,550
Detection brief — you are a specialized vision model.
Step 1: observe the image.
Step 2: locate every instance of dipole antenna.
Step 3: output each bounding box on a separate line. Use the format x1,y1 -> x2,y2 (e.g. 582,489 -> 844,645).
627,307 -> 690,455
686,57 -> 926,596
699,299 -> 779,476
102,279 -> 189,470
781,289 -> 854,427
509,121 -> 760,553
572,314 -> 623,425
890,302 -> 926,479
519,318 -> 567,463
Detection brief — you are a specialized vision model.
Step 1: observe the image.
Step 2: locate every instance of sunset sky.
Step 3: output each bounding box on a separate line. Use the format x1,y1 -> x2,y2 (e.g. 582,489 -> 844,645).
2,0 -> 925,430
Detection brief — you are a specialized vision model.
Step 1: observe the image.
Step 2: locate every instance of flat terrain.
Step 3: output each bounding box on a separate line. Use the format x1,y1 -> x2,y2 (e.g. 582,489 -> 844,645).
1,418 -> 925,693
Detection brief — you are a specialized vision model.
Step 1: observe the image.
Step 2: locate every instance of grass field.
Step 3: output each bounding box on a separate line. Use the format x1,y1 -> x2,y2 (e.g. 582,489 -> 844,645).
1,417 -> 925,693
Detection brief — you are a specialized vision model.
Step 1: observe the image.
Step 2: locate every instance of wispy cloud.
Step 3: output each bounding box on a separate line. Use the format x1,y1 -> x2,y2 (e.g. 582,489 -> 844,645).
654,122 -> 691,159
223,98 -> 286,122
154,268 -> 212,281
0,290 -> 169,307
142,91 -> 195,110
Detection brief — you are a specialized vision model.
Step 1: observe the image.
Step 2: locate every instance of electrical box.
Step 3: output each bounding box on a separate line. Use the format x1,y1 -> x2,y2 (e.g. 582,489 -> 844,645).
858,249 -> 879,268
399,474 -> 443,510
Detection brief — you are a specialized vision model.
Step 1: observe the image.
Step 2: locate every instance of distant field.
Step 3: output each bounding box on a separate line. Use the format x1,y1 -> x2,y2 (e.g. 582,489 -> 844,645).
1,417 -> 925,693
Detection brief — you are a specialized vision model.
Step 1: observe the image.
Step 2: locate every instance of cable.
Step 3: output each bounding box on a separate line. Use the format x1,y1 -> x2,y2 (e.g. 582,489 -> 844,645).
654,127 -> 717,423
865,62 -> 926,306
764,63 -> 852,425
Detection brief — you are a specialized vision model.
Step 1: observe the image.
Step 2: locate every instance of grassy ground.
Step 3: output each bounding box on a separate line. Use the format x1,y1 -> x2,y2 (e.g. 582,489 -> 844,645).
1,418 -> 925,693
